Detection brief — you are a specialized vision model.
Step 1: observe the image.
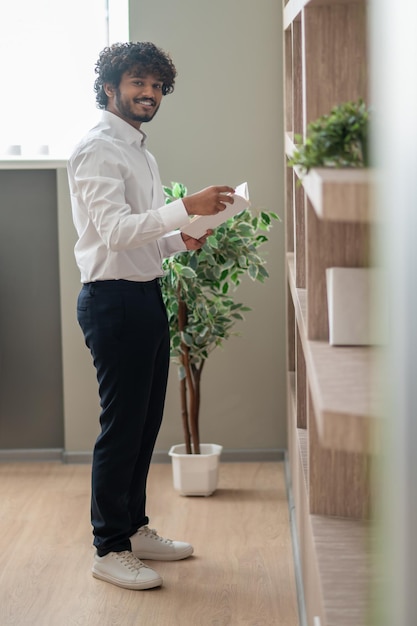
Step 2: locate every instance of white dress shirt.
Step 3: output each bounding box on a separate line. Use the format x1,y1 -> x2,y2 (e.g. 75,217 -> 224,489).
67,111 -> 190,283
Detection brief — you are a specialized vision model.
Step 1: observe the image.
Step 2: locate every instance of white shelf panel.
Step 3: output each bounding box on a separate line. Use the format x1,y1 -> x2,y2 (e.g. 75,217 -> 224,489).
284,132 -> 296,158
284,0 -> 365,30
283,0 -> 304,28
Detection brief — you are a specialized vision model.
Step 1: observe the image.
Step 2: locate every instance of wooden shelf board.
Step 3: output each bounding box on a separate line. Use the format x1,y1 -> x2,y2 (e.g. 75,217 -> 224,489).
287,253 -> 380,454
308,341 -> 380,454
310,515 -> 371,626
284,0 -> 365,30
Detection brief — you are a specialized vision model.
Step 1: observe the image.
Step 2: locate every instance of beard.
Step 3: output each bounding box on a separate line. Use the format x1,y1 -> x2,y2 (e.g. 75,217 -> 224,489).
114,89 -> 160,123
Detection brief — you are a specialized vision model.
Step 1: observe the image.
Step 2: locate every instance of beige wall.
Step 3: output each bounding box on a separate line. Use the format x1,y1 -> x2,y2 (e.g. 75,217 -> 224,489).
57,169 -> 101,455
60,0 -> 286,456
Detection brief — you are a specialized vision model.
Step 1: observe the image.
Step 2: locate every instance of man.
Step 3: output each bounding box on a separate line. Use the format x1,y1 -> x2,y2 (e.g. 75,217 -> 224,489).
67,41 -> 235,591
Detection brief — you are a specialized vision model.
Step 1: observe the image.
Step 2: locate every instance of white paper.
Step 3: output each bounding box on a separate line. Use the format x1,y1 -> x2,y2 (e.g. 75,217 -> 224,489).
180,182 -> 250,239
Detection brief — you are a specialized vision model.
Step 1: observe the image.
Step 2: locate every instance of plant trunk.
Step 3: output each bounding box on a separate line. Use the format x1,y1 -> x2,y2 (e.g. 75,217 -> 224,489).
191,362 -> 204,447
178,294 -> 200,453
178,296 -> 192,453
182,351 -> 200,453
180,376 -> 191,454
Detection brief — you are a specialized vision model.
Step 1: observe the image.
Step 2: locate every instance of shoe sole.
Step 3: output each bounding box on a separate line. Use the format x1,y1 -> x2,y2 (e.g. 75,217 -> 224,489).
132,545 -> 194,561
92,569 -> 163,590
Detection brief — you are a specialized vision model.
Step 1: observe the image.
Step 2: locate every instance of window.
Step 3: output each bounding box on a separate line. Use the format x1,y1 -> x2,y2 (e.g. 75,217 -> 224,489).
0,0 -> 128,156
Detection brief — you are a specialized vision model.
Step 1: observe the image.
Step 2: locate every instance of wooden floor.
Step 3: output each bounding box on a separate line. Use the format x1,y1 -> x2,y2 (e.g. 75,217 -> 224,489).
0,461 -> 298,626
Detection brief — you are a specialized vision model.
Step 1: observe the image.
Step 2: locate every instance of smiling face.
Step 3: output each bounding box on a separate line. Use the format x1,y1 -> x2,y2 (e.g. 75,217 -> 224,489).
104,69 -> 164,129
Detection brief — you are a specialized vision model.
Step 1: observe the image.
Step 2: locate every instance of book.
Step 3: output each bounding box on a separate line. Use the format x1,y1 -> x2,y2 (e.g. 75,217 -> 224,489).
180,181 -> 250,239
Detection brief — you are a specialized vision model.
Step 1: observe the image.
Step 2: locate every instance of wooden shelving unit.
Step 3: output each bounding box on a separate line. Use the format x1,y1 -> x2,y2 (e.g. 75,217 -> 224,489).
283,1 -> 377,624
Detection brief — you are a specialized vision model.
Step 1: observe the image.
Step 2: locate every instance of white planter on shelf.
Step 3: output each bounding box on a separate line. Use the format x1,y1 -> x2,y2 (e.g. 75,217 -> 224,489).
168,443 -> 223,496
326,267 -> 388,346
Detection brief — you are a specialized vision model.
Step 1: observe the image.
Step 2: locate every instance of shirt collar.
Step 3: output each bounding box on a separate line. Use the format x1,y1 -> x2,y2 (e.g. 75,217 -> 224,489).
101,110 -> 147,147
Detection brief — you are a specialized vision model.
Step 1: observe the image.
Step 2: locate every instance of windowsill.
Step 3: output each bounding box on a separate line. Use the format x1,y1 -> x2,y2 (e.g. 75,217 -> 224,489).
0,156 -> 68,170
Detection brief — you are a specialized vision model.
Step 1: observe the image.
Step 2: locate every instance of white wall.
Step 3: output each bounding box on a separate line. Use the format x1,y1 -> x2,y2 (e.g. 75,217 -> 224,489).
61,0 -> 286,456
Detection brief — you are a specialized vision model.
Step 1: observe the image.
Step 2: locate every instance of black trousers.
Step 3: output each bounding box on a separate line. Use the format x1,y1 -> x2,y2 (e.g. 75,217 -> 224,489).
77,279 -> 170,556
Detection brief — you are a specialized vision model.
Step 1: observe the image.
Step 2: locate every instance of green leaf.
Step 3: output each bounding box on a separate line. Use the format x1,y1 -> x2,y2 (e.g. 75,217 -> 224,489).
181,332 -> 193,346
260,212 -> 271,225
188,254 -> 198,271
172,182 -> 187,198
180,266 -> 197,279
207,235 -> 219,248
258,265 -> 269,278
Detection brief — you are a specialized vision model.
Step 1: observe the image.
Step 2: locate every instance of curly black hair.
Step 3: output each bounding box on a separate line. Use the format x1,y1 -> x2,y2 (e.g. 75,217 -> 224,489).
94,42 -> 177,109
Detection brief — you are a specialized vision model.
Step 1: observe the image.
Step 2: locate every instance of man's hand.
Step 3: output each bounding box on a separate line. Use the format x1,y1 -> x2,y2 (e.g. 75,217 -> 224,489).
181,229 -> 214,250
182,185 -> 235,216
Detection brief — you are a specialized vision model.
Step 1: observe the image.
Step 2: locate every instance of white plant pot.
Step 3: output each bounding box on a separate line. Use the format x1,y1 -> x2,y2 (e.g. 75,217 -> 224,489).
168,443 -> 223,496
326,267 -> 388,346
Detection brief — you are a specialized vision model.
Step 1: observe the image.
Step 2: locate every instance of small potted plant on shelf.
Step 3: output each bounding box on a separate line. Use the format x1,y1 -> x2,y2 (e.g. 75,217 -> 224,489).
161,181 -> 279,496
289,98 -> 370,174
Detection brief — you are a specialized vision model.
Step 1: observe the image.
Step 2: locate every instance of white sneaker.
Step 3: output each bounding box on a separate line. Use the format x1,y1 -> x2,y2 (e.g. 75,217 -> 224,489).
92,550 -> 163,590
131,526 -> 194,561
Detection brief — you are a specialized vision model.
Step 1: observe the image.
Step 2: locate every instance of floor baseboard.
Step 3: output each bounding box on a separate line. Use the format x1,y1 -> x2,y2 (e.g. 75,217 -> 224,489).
0,448 -> 285,464
0,449 -> 63,462
152,448 -> 286,463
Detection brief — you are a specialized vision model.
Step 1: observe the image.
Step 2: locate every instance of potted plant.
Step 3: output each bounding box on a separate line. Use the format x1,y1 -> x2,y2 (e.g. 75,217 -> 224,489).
160,182 -> 279,495
289,98 -> 370,174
